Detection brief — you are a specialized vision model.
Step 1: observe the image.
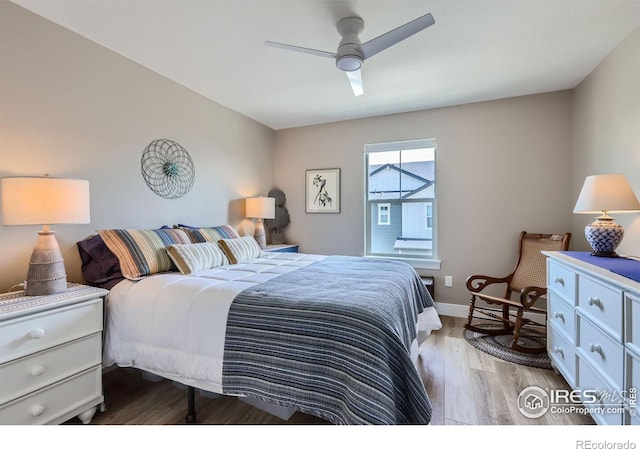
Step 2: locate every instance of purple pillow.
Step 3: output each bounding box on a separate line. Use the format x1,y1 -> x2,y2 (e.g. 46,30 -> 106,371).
77,234 -> 124,289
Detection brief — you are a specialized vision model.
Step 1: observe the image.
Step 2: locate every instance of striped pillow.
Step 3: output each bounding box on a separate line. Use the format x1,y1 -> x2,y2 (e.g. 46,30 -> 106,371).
97,228 -> 191,280
180,225 -> 240,243
166,242 -> 229,275
217,236 -> 262,264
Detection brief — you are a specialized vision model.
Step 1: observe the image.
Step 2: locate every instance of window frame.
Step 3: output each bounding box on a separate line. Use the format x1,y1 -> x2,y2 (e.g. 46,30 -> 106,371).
364,138 -> 440,269
377,203 -> 391,225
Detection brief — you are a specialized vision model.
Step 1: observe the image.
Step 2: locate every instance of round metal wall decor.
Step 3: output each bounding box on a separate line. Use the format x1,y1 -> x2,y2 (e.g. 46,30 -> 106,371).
141,139 -> 195,199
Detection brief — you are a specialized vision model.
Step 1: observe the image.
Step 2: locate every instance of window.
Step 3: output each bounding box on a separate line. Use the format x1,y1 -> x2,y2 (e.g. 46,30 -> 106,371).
365,138 -> 437,262
377,203 -> 390,225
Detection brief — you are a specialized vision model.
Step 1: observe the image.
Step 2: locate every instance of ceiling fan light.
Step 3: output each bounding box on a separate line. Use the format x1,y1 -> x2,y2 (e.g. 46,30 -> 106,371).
336,55 -> 362,72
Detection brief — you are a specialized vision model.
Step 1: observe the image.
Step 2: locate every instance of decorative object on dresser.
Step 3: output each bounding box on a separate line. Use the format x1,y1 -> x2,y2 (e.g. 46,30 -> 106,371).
141,139 -> 195,199
264,188 -> 290,245
1,176 -> 91,296
305,168 -> 340,213
245,196 -> 275,249
0,284 -> 108,424
573,173 -> 640,257
544,251 -> 640,425
465,231 -> 571,354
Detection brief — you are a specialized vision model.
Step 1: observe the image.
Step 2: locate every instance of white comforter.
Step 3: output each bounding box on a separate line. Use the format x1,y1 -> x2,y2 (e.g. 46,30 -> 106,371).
103,252 -> 442,395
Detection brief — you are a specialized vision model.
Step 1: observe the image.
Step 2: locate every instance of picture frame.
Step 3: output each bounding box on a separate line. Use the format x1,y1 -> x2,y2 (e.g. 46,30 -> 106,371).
305,168 -> 341,213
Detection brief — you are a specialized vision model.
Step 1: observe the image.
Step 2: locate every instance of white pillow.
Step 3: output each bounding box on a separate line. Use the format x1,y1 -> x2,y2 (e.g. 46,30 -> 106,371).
217,236 -> 262,264
166,242 -> 229,275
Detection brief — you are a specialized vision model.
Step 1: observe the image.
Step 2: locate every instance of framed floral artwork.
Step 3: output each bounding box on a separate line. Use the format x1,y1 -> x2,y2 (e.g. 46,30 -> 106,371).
305,168 -> 340,213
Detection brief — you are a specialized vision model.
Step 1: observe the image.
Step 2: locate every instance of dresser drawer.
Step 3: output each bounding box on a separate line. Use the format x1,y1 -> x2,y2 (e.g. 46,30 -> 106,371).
578,275 -> 623,342
626,351 -> 640,412
577,314 -> 624,391
0,298 -> 102,364
547,322 -> 576,386
577,357 -> 624,425
0,333 -> 101,405
0,366 -> 102,425
548,291 -> 575,342
626,293 -> 640,356
548,260 -> 576,303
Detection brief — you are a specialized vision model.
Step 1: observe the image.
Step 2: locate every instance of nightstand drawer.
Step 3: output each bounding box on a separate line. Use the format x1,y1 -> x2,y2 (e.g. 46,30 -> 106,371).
0,333 -> 101,405
0,298 -> 102,364
548,323 -> 576,386
577,314 -> 624,391
548,291 -> 575,342
0,366 -> 102,425
578,275 -> 623,342
548,260 -> 576,303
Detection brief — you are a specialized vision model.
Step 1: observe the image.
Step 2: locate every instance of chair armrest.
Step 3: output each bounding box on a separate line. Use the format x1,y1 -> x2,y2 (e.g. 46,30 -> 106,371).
520,286 -> 547,308
466,274 -> 511,293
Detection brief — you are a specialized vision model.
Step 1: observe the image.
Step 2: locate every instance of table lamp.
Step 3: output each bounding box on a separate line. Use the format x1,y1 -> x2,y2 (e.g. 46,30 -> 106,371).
1,176 -> 90,295
246,196 -> 275,249
573,173 -> 640,257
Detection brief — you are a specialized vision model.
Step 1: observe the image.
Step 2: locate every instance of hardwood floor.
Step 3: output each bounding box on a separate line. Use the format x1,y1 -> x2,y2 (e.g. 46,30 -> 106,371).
74,316 -> 593,426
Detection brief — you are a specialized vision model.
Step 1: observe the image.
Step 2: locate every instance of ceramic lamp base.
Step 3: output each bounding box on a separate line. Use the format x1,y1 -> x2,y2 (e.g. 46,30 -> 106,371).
25,229 -> 68,296
253,220 -> 267,249
584,217 -> 624,258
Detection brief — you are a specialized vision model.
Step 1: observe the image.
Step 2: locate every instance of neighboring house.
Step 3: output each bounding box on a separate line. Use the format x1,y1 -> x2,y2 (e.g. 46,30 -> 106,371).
368,161 -> 435,256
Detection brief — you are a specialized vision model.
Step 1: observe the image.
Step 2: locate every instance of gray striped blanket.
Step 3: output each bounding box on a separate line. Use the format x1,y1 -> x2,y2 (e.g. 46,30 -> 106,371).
222,255 -> 434,424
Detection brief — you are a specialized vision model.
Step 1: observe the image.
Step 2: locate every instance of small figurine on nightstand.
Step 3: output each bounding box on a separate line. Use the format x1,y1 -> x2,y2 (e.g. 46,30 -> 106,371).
265,188 -> 290,245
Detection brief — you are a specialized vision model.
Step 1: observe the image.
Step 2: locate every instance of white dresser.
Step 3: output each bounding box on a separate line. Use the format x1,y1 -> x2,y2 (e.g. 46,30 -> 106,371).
544,251 -> 639,425
0,284 -> 107,425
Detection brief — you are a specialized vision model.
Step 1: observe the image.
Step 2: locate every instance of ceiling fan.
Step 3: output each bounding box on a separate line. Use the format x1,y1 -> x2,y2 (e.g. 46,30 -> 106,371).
265,12 -> 435,96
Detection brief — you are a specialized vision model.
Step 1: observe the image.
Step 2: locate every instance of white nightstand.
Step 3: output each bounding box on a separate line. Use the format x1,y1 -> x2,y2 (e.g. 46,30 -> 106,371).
263,244 -> 299,253
0,283 -> 108,425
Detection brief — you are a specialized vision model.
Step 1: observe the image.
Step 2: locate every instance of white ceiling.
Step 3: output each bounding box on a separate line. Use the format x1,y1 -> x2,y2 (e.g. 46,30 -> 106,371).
12,0 -> 640,130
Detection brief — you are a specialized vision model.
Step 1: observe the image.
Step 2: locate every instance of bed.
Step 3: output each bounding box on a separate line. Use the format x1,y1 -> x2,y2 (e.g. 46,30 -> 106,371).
79,227 -> 442,425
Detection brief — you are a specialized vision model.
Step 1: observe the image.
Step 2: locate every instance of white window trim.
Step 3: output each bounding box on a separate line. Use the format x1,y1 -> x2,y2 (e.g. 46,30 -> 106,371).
364,137 -> 438,263
377,203 -> 390,225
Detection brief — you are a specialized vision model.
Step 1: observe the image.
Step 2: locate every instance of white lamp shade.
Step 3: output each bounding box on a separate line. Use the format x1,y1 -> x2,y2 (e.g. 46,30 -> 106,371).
246,196 -> 275,219
573,174 -> 640,214
1,177 -> 91,225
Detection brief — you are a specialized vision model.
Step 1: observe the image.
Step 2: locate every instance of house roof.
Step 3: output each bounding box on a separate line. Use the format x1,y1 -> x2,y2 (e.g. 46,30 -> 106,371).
369,161 -> 434,199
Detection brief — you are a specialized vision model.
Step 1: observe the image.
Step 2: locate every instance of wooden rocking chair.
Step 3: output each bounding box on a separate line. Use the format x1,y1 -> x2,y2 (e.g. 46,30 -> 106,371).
464,231 -> 571,354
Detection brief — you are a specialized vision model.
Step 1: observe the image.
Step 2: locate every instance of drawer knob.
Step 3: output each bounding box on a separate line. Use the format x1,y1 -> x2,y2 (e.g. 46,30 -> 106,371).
30,365 -> 45,377
554,311 -> 565,322
588,297 -> 602,308
28,328 -> 45,339
554,276 -> 565,286
553,346 -> 564,357
589,343 -> 603,356
30,404 -> 45,417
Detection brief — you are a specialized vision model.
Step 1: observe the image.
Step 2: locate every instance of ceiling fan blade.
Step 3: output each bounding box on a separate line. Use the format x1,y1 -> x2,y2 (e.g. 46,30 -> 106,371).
360,13 -> 435,59
265,40 -> 337,59
345,69 -> 363,96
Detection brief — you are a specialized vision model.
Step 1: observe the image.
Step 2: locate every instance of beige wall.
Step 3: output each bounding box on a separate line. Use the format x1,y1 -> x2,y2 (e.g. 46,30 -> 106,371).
0,3 -> 275,292
4,1 -> 637,311
275,91 -> 575,306
573,26 -> 640,256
